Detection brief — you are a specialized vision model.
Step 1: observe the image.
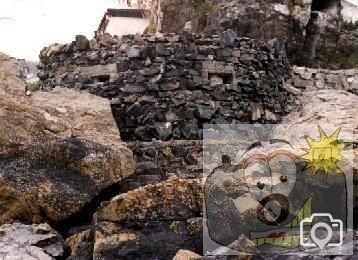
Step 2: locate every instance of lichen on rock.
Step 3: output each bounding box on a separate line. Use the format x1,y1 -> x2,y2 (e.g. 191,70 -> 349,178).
0,52 -> 135,223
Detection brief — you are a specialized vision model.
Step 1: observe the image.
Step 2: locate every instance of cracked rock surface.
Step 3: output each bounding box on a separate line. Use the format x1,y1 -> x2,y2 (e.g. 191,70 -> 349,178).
93,178 -> 203,259
0,223 -> 64,260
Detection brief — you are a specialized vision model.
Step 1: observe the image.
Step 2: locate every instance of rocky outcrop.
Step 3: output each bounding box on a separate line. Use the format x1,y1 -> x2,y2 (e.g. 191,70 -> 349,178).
0,53 -> 135,223
0,223 -> 64,259
147,0 -> 358,69
93,179 -> 203,259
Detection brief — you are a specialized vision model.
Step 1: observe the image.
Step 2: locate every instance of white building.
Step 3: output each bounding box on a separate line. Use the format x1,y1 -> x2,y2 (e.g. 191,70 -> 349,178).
97,0 -> 151,37
342,0 -> 358,22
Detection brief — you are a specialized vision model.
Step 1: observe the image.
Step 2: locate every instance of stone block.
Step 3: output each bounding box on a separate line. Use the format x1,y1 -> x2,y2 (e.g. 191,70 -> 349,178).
325,74 -> 340,84
75,35 -> 89,51
293,78 -> 314,89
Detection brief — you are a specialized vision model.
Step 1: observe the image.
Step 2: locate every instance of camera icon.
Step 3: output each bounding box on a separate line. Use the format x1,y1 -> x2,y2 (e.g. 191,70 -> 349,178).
300,213 -> 343,249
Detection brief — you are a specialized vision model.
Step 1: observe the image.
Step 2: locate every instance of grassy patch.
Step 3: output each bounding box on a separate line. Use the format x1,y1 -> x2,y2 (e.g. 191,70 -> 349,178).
27,82 -> 40,92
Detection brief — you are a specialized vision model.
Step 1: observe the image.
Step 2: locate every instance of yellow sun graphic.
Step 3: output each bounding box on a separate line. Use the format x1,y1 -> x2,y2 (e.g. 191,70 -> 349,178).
301,127 -> 347,175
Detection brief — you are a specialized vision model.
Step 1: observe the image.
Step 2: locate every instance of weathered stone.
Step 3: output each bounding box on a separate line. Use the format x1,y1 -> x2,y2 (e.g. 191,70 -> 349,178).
117,62 -> 129,72
126,46 -> 141,58
75,35 -> 90,51
121,84 -> 146,93
0,223 -> 64,259
96,178 -> 203,222
37,70 -> 49,80
65,229 -> 93,260
220,29 -> 238,47
194,105 -> 216,120
40,43 -> 65,59
161,82 -> 180,91
326,74 -> 341,84
154,122 -> 173,141
173,249 -> 201,260
135,126 -> 153,141
293,78 -> 314,89
293,66 -> 358,92
94,179 -> 203,259
156,43 -> 170,56
140,66 -> 160,76
0,53 -> 135,223
281,90 -> 357,138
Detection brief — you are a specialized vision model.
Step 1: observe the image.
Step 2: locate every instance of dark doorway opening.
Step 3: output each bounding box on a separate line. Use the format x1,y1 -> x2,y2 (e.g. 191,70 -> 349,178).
208,72 -> 234,85
311,0 -> 337,11
94,75 -> 110,83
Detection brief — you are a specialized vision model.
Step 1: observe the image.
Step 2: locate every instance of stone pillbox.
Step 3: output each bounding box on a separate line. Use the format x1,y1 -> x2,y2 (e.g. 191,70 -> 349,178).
38,31 -> 295,142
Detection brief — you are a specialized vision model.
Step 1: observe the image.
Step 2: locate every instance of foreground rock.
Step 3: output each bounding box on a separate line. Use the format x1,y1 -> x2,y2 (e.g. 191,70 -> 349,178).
0,223 -> 64,259
93,178 -> 203,259
0,53 -> 135,223
173,249 -> 201,260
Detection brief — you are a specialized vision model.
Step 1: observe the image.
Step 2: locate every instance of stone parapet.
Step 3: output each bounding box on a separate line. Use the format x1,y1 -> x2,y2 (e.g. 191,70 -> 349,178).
293,66 -> 358,94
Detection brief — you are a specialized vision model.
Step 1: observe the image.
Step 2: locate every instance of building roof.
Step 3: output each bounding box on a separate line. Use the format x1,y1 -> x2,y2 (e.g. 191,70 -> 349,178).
107,8 -> 149,18
97,8 -> 150,34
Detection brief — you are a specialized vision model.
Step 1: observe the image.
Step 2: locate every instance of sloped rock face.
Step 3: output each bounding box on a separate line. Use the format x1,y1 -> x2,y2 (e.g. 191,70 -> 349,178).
0,223 -> 64,259
0,53 -> 135,223
93,179 -> 203,259
281,89 -> 357,131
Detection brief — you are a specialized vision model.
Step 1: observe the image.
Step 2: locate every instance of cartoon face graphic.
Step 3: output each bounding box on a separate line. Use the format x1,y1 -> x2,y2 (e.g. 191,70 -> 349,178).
203,126 -> 352,255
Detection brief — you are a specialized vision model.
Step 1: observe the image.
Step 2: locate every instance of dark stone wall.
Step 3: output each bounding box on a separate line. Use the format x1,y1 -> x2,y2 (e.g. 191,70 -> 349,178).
38,32 -> 295,187
39,32 -> 295,143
